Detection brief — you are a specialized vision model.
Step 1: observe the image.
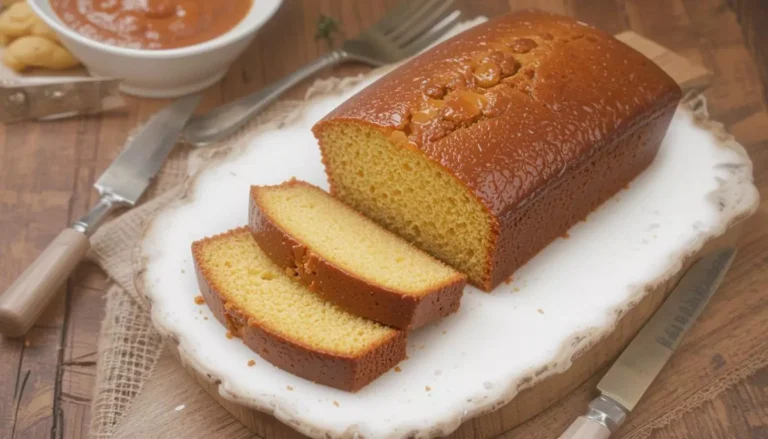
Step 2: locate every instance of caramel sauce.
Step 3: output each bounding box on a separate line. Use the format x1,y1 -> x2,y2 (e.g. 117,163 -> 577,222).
50,0 -> 252,50
403,36 -> 549,146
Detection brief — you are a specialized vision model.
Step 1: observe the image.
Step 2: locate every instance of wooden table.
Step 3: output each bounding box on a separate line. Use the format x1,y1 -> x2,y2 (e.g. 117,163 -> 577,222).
1,1 -> 766,438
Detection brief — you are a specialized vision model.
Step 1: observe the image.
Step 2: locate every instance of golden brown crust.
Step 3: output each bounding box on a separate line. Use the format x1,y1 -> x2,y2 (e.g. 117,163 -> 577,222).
312,11 -> 683,291
488,105 -> 679,287
249,181 -> 466,329
191,228 -> 407,392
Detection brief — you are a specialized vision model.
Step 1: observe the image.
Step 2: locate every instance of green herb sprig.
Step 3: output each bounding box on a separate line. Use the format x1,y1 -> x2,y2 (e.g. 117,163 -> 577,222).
315,15 -> 342,49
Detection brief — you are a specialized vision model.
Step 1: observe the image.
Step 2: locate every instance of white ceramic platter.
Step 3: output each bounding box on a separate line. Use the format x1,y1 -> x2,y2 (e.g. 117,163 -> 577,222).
137,33 -> 759,439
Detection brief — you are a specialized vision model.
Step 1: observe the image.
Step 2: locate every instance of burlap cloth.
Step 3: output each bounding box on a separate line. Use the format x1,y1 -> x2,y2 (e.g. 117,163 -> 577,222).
82,73 -> 768,438
84,77 -> 351,438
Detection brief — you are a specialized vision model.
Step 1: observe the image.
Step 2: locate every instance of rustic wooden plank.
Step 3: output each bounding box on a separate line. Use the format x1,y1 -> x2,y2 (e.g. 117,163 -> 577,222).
60,273 -> 106,439
1,1 -> 767,438
112,351 -> 258,439
55,114 -> 103,439
677,0 -> 766,125
625,0 -> 698,51
457,0 -> 506,20
566,0 -> 626,35
729,110 -> 768,148
727,0 -> 768,104
0,338 -> 22,438
53,98 -> 109,439
506,0 -> 567,15
10,290 -> 66,439
0,105 -> 85,437
614,31 -> 713,93
648,366 -> 768,438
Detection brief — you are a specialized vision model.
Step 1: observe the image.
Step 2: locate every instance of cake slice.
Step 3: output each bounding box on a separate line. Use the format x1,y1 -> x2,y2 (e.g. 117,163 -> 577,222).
191,227 -> 406,392
249,180 -> 466,329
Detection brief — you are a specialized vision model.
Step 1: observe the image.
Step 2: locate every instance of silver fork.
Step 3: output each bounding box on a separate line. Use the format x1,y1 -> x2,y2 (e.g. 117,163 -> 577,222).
183,0 -> 462,147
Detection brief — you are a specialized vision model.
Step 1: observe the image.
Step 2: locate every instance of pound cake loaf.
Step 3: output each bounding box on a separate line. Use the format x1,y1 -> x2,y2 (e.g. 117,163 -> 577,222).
249,180 -> 466,329
312,11 -> 683,291
191,228 -> 406,392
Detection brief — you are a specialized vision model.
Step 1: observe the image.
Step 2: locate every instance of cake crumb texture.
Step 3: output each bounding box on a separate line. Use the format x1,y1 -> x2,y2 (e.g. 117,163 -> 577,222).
250,180 -> 466,329
192,228 -> 406,391
254,181 -> 463,295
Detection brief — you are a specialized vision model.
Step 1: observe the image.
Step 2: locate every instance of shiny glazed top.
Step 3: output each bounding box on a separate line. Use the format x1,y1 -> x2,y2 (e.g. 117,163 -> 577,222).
50,0 -> 253,50
313,11 -> 682,218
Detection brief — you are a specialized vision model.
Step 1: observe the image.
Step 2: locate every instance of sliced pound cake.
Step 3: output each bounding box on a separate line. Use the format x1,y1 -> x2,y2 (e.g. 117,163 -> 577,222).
191,227 -> 406,392
249,180 -> 466,329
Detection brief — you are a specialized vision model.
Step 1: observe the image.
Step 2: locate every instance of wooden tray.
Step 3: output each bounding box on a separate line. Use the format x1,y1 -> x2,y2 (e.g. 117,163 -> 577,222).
134,24 -> 758,439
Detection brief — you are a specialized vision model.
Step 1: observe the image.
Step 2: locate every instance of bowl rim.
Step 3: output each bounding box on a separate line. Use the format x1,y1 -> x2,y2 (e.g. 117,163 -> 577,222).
27,0 -> 283,59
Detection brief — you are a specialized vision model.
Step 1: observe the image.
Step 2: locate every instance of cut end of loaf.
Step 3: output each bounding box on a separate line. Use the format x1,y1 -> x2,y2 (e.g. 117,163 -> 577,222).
249,179 -> 467,329
251,180 -> 465,296
314,122 -> 495,289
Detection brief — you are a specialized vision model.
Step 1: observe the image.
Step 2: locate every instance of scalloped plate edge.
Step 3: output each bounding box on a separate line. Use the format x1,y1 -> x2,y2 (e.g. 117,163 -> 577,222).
132,92 -> 759,439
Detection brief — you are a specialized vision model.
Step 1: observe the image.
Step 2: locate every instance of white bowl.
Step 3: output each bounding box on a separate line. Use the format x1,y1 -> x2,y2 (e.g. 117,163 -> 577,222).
28,0 -> 282,98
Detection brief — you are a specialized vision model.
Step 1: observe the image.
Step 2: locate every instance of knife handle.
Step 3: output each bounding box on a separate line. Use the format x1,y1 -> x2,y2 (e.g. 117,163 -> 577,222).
558,395 -> 627,439
559,416 -> 612,439
0,228 -> 90,337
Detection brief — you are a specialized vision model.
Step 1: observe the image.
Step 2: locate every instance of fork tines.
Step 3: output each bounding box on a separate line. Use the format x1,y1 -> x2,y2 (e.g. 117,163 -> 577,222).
367,0 -> 463,57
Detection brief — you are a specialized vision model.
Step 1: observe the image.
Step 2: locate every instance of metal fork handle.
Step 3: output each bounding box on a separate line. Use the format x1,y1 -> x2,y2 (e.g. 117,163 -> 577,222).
183,49 -> 349,146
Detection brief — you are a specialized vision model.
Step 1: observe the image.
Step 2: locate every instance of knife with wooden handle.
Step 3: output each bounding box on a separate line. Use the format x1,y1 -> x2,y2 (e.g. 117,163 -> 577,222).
0,93 -> 201,338
558,247 -> 737,438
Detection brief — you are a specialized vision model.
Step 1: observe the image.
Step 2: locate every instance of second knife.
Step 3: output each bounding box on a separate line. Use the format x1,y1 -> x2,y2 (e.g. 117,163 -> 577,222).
558,247 -> 737,438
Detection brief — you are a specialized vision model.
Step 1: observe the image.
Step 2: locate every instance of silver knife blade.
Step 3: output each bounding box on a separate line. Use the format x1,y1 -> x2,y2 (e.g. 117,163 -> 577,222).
597,247 -> 737,412
95,93 -> 201,205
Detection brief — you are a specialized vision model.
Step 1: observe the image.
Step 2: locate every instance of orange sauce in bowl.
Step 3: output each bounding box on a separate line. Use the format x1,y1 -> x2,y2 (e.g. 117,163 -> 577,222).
50,0 -> 253,50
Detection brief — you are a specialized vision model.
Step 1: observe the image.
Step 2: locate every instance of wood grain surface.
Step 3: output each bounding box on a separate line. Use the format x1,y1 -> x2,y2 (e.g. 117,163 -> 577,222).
728,0 -> 768,105
0,1 -> 766,438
